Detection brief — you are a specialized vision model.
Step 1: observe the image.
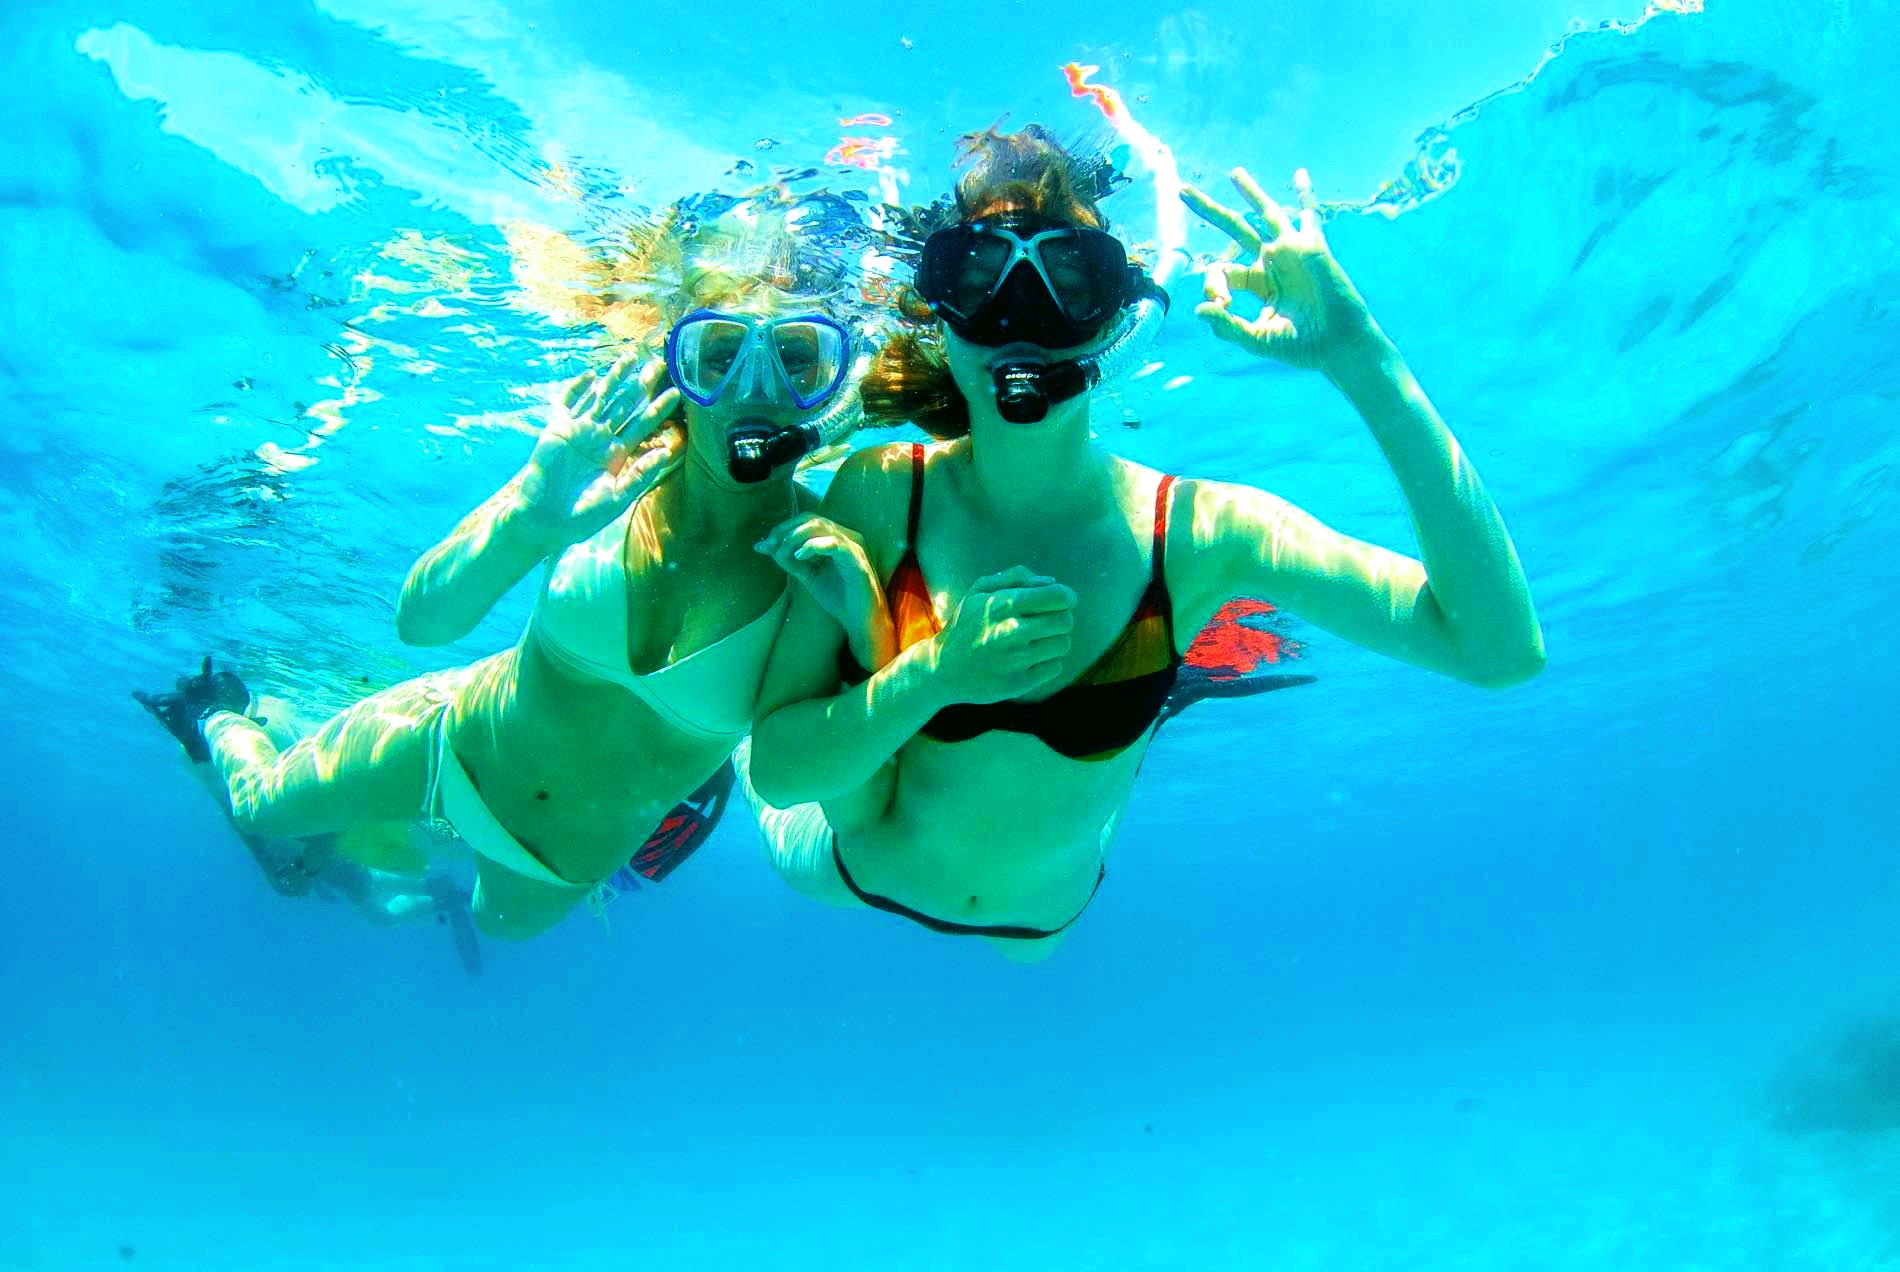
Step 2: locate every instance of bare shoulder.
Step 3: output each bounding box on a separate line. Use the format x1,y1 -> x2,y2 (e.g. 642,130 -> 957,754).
1097,460 -> 1292,546
1168,475 -> 1303,549
818,440 -> 925,570
822,441 -> 917,511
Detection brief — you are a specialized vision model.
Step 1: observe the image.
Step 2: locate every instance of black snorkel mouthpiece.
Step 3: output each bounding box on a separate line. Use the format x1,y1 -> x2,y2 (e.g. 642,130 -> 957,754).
727,420 -> 819,484
986,270 -> 1172,424
991,358 -> 1093,424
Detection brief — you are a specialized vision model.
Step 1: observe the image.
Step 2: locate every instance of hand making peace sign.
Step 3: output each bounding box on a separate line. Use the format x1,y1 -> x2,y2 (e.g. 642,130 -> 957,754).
1181,167 -> 1384,375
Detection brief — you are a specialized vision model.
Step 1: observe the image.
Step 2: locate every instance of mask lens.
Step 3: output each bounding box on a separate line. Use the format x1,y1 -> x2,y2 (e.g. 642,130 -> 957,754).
675,317 -> 753,401
948,233 -> 1016,315
920,226 -> 1013,319
1033,232 -> 1117,325
771,320 -> 844,402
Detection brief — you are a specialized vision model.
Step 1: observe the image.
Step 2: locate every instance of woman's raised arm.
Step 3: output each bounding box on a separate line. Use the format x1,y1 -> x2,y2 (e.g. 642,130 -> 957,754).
397,355 -> 683,645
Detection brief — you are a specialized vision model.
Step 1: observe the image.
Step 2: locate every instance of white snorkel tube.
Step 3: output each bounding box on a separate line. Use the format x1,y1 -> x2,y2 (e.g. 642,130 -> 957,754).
991,68 -> 1187,424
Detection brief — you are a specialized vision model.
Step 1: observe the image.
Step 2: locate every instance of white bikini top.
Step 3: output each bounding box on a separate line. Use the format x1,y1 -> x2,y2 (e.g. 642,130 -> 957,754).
530,505 -> 789,740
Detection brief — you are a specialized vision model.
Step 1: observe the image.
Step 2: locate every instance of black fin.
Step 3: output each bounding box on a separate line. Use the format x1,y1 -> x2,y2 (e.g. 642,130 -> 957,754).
133,656 -> 253,763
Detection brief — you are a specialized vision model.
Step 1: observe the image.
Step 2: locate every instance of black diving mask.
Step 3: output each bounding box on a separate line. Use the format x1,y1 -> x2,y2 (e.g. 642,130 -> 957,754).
916,220 -> 1138,349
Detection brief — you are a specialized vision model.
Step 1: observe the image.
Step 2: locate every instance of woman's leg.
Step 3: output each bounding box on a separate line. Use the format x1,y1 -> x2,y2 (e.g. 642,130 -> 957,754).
731,739 -> 857,909
203,674 -> 450,841
466,860 -> 594,940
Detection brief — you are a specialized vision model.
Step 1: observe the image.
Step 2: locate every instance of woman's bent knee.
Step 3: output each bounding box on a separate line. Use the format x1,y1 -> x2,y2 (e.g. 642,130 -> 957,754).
226,776 -> 299,840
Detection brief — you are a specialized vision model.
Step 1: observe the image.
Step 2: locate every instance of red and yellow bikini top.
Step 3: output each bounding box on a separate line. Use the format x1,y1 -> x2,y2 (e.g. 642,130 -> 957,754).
839,443 -> 1181,762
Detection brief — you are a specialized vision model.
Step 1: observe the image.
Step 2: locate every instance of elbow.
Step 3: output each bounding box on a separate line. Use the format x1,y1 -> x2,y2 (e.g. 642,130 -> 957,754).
745,717 -> 800,810
395,594 -> 460,648
1463,638 -> 1547,690
395,607 -> 439,648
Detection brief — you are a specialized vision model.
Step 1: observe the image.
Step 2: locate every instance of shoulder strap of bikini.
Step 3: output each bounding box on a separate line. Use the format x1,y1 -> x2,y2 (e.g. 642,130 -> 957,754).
906,442 -> 926,547
1151,475 -> 1176,573
1151,474 -> 1177,637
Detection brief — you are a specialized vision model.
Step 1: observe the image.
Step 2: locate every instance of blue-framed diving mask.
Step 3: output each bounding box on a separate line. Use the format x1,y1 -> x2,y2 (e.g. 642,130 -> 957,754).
663,309 -> 853,411
661,309 -> 858,482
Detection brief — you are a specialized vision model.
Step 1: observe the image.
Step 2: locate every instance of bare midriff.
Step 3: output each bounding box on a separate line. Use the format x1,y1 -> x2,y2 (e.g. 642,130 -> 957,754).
833,725 -> 1151,929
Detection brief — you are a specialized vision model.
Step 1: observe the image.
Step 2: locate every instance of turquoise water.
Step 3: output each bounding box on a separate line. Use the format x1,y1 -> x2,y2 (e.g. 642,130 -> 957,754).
4,0 -> 1899,1267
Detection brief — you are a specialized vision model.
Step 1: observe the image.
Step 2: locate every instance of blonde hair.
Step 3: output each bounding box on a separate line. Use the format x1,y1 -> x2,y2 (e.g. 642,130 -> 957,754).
506,194 -> 843,360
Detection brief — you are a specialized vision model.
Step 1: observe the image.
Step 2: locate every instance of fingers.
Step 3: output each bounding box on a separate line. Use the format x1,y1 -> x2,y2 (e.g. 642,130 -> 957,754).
562,372 -> 595,412
969,566 -> 1058,595
1180,183 -> 1263,254
987,581 -> 1077,620
612,385 -> 680,438
1020,632 -> 1073,664
601,352 -> 670,413
1017,656 -> 1068,691
637,356 -> 670,398
770,531 -> 850,577
597,360 -> 650,424
765,535 -> 809,577
984,618 -> 1071,661
1203,260 -> 1277,309
1203,263 -> 1232,308
997,631 -> 1073,694
1193,302 -> 1262,351
1194,300 -> 1295,354
1294,167 -> 1321,236
597,350 -> 637,400
755,514 -> 805,557
793,534 -> 849,561
563,352 -> 673,434
999,609 -> 1074,642
756,515 -> 872,585
1231,167 -> 1295,242
611,425 -> 684,496
757,513 -> 862,555
975,585 -> 1076,682
615,449 -> 680,499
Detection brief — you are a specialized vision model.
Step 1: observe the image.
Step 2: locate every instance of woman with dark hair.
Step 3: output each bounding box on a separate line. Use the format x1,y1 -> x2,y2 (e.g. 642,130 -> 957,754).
744,127 -> 1544,959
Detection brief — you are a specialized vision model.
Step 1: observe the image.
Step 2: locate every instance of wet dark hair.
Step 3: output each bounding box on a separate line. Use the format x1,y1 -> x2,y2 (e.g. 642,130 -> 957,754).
860,126 -> 1116,439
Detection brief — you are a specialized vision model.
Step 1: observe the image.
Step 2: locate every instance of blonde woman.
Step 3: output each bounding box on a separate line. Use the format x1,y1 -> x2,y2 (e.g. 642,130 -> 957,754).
139,205 -> 888,939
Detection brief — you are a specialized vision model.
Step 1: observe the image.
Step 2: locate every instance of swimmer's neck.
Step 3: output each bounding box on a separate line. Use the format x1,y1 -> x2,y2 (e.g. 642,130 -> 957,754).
673,447 -> 797,540
964,395 -> 1110,522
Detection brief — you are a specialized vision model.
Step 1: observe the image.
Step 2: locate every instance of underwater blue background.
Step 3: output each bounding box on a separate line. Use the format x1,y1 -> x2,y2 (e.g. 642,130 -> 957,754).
3,0 -> 1898,1267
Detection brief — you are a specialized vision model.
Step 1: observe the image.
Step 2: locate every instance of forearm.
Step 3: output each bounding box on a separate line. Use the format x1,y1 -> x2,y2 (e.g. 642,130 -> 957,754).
844,597 -> 899,673
750,641 -> 946,806
1327,334 -> 1544,681
396,477 -> 551,646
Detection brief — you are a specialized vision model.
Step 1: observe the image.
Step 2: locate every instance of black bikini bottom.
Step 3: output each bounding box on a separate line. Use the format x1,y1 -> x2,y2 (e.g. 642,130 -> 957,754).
830,839 -> 1103,940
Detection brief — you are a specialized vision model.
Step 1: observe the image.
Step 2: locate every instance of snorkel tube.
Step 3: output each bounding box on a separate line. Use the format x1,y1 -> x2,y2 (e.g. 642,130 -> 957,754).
988,64 -> 1192,425
989,272 -> 1170,424
725,353 -> 872,483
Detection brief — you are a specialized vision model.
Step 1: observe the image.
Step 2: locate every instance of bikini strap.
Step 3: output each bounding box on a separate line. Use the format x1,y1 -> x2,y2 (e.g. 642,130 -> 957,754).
1151,474 -> 1177,640
905,442 -> 926,548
